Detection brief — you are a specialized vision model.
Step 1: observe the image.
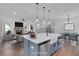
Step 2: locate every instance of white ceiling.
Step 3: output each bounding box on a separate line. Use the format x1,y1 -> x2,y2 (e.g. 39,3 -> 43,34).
0,3 -> 79,22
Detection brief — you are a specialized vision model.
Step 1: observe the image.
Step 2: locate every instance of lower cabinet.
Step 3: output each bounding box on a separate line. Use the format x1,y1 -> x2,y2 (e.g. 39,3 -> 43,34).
24,38 -> 50,56
28,41 -> 40,56
24,38 -> 60,56
50,41 -> 60,55
24,38 -> 29,56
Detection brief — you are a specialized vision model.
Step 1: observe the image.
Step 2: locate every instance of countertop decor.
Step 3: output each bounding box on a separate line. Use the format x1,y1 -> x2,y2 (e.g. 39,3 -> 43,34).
29,32 -> 36,38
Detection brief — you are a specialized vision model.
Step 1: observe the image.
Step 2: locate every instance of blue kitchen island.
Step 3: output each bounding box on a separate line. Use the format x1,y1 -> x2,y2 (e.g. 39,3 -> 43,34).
23,33 -> 61,56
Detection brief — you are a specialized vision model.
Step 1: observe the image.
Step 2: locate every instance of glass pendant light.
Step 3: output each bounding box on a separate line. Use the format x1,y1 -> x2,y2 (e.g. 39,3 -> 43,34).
67,14 -> 70,22
42,6 -> 46,23
47,10 -> 51,33
13,11 -> 17,20
35,3 -> 39,33
42,6 -> 46,33
48,10 -> 51,25
35,3 -> 39,22
51,10 -> 55,33
13,11 -> 16,15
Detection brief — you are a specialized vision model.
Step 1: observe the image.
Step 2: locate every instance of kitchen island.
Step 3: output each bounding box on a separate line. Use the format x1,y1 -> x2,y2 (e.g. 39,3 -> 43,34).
23,33 -> 61,56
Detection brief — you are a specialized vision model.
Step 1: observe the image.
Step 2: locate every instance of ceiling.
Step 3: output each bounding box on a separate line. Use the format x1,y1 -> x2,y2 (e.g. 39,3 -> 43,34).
0,3 -> 79,22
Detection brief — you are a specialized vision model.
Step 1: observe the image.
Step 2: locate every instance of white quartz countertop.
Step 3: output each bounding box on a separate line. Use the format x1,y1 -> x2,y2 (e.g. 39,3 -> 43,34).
23,33 -> 61,44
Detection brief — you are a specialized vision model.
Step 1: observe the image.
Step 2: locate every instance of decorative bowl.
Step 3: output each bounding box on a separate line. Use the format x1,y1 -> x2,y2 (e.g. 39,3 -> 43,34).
29,32 -> 36,38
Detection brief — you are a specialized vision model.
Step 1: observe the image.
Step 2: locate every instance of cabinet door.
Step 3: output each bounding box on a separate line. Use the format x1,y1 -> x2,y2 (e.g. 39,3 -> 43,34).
24,38 -> 29,56
29,41 -> 39,56
50,43 -> 56,55
39,41 -> 50,56
50,41 -> 60,55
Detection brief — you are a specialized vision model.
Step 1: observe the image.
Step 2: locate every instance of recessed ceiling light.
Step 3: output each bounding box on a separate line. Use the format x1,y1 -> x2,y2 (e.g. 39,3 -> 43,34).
13,11 -> 16,15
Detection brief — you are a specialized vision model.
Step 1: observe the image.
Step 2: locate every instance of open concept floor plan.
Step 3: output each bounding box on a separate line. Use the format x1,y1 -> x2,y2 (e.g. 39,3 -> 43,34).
0,3 -> 79,56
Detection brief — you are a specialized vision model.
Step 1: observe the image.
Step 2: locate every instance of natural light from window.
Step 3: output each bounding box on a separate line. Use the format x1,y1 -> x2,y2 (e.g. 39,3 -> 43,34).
5,24 -> 11,32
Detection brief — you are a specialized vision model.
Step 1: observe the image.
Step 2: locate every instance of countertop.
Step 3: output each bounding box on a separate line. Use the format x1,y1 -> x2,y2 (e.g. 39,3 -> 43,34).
23,33 -> 61,45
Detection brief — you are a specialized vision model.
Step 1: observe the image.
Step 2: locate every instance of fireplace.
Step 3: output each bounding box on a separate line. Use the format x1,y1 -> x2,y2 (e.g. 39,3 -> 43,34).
14,27 -> 24,35
16,30 -> 22,34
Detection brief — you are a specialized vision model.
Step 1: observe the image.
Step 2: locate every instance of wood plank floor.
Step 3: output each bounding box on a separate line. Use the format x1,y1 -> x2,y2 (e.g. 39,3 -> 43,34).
53,45 -> 79,56
0,39 -> 79,56
53,39 -> 79,56
0,40 -> 24,56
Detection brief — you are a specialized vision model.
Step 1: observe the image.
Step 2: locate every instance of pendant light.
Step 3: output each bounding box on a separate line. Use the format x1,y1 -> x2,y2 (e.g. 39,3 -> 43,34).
42,6 -> 46,23
35,3 -> 39,22
13,11 -> 16,15
67,14 -> 70,22
13,11 -> 17,20
51,10 -> 55,33
48,10 -> 51,33
48,10 -> 51,25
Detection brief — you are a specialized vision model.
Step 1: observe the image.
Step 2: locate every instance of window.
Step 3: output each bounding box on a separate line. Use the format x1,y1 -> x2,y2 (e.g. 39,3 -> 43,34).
5,24 -> 11,32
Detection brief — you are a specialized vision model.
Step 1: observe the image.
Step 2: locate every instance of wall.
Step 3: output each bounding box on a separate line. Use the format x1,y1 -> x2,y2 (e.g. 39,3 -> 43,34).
1,3 -> 79,37
0,19 -> 2,43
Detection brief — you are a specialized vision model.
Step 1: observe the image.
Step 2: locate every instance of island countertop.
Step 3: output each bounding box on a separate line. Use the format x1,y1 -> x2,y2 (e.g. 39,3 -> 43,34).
23,33 -> 61,45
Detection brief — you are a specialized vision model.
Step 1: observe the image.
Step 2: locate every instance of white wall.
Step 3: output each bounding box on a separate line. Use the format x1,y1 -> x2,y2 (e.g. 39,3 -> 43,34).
1,3 -> 79,38
0,19 -> 2,43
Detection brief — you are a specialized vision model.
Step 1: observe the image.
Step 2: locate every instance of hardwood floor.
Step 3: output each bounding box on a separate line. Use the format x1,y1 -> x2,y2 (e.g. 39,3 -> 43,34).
0,39 -> 79,56
53,45 -> 79,56
53,39 -> 79,56
0,40 -> 24,56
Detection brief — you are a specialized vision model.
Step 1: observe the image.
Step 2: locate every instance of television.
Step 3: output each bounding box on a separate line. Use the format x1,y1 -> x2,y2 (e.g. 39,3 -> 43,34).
64,23 -> 74,31
15,22 -> 23,27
